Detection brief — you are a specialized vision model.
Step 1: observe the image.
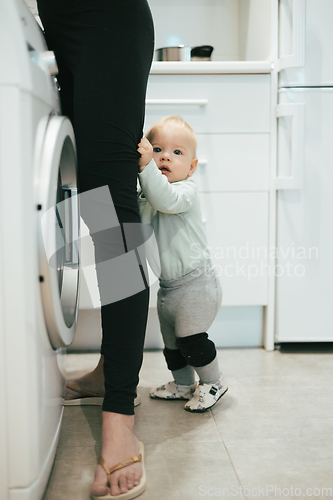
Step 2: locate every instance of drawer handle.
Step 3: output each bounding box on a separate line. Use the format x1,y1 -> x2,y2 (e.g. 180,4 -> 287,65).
276,103 -> 305,190
198,159 -> 208,167
146,99 -> 208,107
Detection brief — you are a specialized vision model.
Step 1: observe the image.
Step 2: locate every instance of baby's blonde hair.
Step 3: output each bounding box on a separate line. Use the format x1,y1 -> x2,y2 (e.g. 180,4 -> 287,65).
146,116 -> 197,157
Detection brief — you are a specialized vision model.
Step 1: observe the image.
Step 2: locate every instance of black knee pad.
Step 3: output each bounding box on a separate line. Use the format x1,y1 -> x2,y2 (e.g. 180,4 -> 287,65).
163,347 -> 188,371
175,333 -> 216,367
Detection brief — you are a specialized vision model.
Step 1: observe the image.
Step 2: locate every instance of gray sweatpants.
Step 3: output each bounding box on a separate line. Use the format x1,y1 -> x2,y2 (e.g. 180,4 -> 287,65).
157,260 -> 222,350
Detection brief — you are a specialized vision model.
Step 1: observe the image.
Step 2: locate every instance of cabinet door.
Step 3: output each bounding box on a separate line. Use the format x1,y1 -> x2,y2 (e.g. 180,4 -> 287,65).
199,192 -> 269,306
275,88 -> 333,341
278,0 -> 333,86
145,74 -> 270,134
195,134 -> 270,192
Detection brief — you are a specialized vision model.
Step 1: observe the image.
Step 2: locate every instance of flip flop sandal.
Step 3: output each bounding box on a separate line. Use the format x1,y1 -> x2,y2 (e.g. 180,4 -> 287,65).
64,383 -> 141,407
91,441 -> 146,500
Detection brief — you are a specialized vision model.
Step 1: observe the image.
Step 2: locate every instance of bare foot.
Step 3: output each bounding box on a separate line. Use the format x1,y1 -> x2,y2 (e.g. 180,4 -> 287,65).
65,355 -> 105,400
91,412 -> 143,497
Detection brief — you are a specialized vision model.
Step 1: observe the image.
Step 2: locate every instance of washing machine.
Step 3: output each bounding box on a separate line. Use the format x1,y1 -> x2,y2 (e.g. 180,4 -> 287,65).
0,1 -> 80,499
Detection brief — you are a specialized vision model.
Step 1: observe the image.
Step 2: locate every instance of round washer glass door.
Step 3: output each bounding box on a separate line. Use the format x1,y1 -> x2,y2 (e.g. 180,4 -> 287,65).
38,115 -> 80,349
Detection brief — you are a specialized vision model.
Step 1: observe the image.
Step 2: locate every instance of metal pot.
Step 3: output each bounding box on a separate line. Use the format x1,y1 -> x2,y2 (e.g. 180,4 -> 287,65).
155,45 -> 191,62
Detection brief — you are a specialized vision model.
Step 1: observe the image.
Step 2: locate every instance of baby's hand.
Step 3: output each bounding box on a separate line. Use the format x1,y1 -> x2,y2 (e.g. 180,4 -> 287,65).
138,137 -> 153,171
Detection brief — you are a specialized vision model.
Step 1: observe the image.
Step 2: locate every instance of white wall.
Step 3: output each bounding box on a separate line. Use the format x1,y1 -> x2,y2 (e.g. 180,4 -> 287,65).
149,0 -> 272,62
239,0 -> 272,60
149,0 -> 240,61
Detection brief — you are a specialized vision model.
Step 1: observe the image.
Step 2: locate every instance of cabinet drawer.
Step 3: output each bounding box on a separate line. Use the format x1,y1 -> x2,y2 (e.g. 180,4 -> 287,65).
145,74 -> 270,134
198,192 -> 269,306
194,134 -> 270,192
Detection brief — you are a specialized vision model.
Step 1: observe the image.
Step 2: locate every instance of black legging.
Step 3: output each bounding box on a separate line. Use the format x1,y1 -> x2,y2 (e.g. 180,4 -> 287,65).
37,0 -> 154,415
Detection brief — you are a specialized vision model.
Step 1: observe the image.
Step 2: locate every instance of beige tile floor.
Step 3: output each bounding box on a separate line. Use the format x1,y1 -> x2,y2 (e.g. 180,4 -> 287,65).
44,347 -> 333,500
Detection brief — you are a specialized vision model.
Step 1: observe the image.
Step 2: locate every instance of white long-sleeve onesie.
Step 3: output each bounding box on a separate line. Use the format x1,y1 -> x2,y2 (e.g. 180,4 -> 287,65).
138,159 -> 209,281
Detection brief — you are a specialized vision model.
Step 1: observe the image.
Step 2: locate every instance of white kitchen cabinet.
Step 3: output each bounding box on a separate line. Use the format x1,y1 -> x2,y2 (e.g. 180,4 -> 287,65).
195,134 -> 270,192
71,71 -> 272,350
145,75 -> 270,133
199,192 -> 269,306
144,73 -> 271,309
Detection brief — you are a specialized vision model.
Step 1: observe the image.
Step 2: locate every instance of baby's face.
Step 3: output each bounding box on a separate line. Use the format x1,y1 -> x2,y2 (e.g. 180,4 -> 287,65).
151,127 -> 197,183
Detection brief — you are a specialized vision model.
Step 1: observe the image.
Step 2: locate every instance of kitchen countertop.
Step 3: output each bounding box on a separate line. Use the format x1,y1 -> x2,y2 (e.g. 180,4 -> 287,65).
150,61 -> 273,75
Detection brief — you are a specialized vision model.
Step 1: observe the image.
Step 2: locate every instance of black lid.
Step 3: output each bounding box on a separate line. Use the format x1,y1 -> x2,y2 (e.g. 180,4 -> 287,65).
191,45 -> 214,58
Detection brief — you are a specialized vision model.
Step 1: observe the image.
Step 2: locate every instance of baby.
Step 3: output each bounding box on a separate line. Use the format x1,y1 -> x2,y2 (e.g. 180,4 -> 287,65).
137,116 -> 227,412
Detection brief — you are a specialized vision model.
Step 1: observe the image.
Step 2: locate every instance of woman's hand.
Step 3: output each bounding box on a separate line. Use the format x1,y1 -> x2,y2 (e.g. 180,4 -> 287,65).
138,137 -> 153,171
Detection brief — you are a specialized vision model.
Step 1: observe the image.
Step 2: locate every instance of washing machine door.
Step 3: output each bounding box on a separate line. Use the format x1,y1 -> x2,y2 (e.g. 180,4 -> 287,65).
38,115 -> 80,349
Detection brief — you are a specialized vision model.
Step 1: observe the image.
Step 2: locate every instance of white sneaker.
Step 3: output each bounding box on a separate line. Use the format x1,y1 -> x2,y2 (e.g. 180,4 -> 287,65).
150,381 -> 197,400
184,374 -> 228,412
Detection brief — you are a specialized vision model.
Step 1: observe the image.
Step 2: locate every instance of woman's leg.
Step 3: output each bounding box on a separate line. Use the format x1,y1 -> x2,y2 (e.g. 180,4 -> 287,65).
37,0 -> 154,495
